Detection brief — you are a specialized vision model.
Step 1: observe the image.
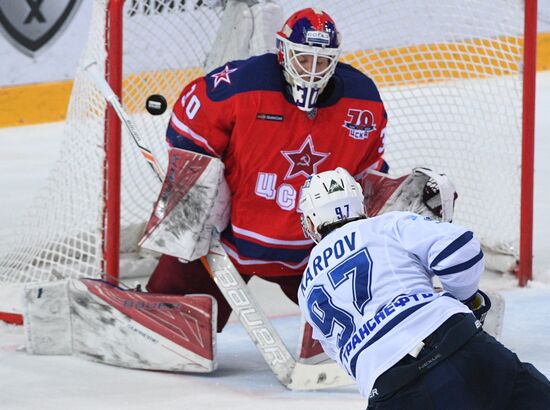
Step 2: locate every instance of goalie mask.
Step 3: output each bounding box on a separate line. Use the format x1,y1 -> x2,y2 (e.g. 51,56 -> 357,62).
276,8 -> 341,112
299,167 -> 365,243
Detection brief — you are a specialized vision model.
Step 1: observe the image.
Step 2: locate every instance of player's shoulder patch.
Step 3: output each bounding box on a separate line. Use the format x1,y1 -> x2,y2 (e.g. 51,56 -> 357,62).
204,53 -> 284,101
334,62 -> 382,103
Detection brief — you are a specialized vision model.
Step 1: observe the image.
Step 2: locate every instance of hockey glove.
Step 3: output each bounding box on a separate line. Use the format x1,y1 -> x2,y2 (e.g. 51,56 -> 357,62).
462,290 -> 491,325
422,175 -> 458,221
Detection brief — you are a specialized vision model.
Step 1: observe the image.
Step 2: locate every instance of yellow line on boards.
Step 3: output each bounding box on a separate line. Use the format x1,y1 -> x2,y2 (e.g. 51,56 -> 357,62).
0,81 -> 73,127
538,32 -> 550,71
1,33 -> 549,128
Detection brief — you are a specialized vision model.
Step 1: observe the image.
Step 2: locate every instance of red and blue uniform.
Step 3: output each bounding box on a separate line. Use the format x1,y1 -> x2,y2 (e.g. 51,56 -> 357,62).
166,53 -> 387,277
148,53 -> 388,330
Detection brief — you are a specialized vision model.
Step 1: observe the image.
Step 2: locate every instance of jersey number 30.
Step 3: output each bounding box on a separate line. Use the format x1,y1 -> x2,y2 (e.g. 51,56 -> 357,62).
307,249 -> 373,348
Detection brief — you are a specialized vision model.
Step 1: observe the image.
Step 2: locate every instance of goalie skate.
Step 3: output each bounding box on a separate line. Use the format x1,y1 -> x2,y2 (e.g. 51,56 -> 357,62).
297,320 -> 331,365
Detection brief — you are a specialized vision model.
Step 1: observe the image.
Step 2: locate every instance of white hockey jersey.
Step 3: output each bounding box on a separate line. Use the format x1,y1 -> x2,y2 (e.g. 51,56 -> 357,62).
297,211 -> 483,398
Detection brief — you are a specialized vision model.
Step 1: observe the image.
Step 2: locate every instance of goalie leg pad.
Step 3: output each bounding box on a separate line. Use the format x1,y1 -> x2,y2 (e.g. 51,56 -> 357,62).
71,279 -> 218,372
24,280 -> 72,355
147,256 -> 246,332
23,278 -> 219,372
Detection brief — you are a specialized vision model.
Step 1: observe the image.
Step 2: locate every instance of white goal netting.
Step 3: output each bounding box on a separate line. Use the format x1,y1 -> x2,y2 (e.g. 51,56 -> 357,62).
0,0 -> 527,284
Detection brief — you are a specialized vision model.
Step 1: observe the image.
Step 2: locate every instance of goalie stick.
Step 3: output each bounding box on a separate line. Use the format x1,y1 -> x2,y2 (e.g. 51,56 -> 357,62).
84,61 -> 353,390
83,61 -> 164,182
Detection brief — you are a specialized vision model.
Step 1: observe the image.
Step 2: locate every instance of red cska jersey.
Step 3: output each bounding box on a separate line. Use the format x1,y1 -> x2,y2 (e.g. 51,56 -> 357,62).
167,53 -> 388,278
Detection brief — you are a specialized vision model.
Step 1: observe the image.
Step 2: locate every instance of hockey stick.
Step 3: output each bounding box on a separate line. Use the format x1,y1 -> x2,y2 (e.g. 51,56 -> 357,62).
84,61 -> 353,390
202,242 -> 353,389
83,61 -> 164,182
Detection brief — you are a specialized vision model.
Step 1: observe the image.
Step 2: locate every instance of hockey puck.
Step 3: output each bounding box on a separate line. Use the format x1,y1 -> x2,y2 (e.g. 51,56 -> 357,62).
145,94 -> 167,116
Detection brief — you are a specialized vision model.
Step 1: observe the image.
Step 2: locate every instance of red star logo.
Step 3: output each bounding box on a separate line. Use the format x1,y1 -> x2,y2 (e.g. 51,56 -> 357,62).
281,135 -> 330,180
211,65 -> 238,88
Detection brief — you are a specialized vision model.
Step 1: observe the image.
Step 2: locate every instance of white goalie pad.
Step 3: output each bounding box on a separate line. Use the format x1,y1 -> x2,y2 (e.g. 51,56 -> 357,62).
23,280 -> 72,355
364,167 -> 456,222
71,279 -> 217,372
140,148 -> 230,262
23,279 -> 218,372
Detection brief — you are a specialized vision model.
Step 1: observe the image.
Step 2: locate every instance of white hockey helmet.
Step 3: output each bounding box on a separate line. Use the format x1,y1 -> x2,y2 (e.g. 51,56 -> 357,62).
299,167 -> 365,243
276,8 -> 341,112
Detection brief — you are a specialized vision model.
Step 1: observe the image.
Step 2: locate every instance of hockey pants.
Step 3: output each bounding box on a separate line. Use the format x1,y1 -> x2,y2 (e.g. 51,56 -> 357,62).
367,327 -> 550,409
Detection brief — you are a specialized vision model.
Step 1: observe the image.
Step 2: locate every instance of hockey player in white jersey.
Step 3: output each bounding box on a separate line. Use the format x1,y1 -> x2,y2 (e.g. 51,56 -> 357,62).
297,167 -> 550,409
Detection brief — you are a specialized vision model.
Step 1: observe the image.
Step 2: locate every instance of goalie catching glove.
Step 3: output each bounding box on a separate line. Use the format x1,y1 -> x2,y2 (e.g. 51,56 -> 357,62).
422,170 -> 459,221
363,167 -> 457,222
462,290 -> 492,325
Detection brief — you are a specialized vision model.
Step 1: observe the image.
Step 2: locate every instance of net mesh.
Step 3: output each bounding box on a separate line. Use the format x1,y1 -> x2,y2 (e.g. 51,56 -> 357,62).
0,0 -> 525,283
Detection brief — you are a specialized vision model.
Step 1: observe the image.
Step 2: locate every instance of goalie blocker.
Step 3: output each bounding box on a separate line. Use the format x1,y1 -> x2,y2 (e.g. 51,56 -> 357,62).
139,148 -> 230,262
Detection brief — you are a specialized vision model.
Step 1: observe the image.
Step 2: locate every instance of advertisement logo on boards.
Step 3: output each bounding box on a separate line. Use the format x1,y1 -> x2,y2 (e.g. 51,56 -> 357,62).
0,0 -> 82,57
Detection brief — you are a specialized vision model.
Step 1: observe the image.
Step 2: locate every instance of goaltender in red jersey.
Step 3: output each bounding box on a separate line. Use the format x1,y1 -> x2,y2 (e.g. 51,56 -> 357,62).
147,8 -> 389,331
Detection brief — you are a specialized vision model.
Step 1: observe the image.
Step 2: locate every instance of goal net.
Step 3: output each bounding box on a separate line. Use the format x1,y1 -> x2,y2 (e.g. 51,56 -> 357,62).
0,0 -> 535,288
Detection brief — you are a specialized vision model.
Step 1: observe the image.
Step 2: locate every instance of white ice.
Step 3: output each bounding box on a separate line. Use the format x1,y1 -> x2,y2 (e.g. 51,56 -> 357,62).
1,72 -> 550,409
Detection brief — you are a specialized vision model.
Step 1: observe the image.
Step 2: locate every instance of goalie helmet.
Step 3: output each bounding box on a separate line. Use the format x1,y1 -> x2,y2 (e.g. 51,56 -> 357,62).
299,167 -> 365,243
276,8 -> 341,112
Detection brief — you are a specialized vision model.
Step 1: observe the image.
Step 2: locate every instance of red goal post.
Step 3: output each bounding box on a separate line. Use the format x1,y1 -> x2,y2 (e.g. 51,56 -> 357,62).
519,0 -> 537,286
0,0 -> 538,306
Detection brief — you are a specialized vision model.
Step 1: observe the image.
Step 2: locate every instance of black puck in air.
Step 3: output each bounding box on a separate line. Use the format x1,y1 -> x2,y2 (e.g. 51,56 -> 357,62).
145,94 -> 168,116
